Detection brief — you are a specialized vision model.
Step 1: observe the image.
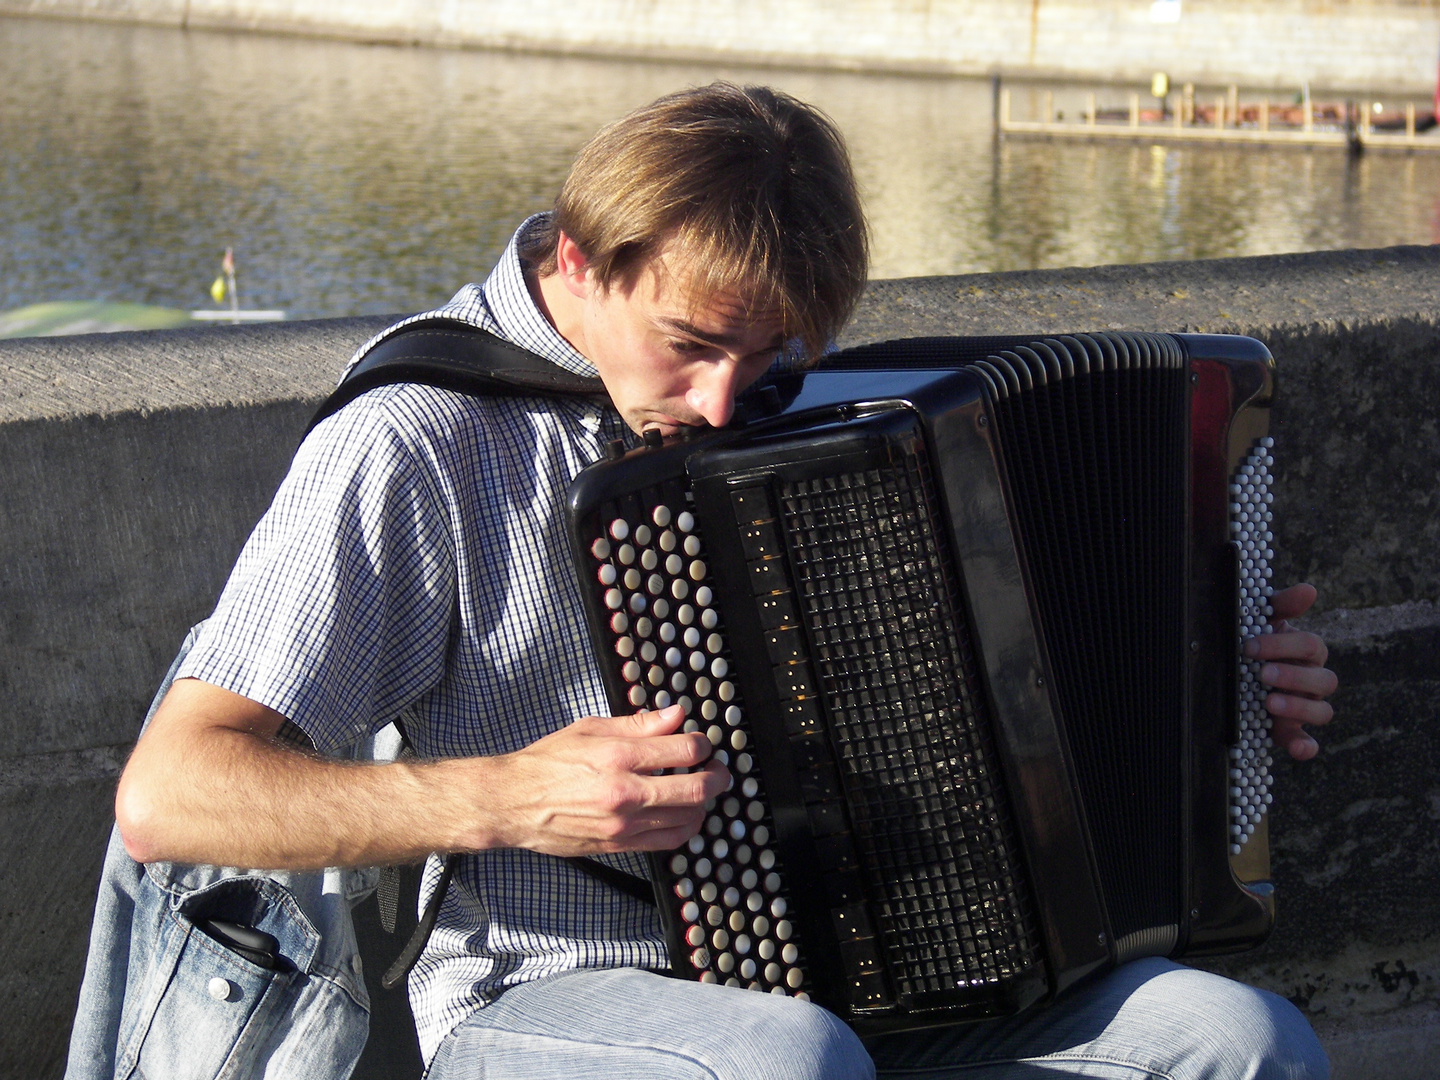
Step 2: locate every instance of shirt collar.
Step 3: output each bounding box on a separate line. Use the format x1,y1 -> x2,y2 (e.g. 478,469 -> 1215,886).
478,214 -> 599,380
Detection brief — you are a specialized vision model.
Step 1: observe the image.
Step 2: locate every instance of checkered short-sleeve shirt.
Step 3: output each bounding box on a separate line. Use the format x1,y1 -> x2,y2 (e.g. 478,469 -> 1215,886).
177,217 -> 667,1062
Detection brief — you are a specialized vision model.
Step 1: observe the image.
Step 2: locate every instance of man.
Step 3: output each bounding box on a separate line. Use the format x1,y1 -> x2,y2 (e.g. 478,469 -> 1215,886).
115,84 -> 1335,1078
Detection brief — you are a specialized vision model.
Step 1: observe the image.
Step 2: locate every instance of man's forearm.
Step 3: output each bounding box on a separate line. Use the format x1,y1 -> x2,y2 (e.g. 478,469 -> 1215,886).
116,680 -> 504,868
115,677 -> 726,870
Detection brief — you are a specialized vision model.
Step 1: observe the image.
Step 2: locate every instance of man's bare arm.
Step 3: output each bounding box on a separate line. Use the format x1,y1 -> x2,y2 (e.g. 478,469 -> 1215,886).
116,678 -> 729,869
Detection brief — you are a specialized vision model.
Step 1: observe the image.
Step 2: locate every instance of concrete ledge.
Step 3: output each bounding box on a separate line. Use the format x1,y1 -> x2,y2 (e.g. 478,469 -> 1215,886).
2,246 -> 1436,1076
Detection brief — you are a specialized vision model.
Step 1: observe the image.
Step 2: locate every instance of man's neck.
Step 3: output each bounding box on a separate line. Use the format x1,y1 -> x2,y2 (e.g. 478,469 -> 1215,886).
527,265 -> 588,361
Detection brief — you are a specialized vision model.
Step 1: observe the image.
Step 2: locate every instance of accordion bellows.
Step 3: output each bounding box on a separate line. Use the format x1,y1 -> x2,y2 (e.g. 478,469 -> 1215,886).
567,332 -> 1277,1034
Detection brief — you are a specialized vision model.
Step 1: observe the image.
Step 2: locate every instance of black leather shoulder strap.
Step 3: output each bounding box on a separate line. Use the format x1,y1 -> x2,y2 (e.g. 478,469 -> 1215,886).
306,317 -> 609,438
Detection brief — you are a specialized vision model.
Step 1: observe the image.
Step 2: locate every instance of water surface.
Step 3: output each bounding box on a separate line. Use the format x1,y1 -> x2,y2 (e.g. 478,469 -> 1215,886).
3,17 -> 1437,320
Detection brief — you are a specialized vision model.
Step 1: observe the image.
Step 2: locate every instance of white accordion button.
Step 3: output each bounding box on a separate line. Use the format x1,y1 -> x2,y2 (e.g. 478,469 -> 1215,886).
608,519 -> 629,541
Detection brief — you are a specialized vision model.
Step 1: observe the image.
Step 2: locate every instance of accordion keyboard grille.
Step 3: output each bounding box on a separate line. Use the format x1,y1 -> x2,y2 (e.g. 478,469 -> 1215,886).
779,450 -> 1043,997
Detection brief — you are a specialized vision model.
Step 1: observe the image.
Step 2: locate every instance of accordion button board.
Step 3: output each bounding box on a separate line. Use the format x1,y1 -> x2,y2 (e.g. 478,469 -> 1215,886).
567,331 -> 1280,1033
586,502 -> 809,997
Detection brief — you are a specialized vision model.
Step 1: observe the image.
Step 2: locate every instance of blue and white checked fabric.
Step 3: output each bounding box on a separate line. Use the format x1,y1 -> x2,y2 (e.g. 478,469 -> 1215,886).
176,216 -> 666,1063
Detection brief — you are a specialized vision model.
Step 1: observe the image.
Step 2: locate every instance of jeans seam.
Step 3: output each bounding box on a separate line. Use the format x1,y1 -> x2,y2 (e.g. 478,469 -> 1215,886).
879,1053 -> 1178,1079
438,1026 -> 725,1079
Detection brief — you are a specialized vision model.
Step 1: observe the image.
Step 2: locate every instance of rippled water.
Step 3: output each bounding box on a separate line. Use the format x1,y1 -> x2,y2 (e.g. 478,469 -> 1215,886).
2,16 -> 1437,320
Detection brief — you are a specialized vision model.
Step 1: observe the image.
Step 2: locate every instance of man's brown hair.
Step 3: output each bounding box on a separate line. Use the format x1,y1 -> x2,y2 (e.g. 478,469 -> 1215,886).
523,83 -> 868,360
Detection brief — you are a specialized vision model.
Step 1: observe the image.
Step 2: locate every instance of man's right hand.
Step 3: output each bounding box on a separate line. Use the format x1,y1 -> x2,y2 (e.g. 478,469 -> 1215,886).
483,705 -> 730,857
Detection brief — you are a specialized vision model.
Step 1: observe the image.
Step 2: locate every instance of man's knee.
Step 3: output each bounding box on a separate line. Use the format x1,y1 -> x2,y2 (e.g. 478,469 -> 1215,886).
713,992 -> 873,1080
1130,960 -> 1328,1079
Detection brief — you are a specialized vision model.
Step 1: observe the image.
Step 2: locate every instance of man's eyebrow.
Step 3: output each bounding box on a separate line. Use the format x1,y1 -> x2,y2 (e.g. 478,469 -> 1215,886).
657,317 -> 786,352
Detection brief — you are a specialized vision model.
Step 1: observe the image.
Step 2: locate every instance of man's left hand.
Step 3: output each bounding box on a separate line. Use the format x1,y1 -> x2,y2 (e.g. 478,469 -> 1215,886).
1245,582 -> 1337,761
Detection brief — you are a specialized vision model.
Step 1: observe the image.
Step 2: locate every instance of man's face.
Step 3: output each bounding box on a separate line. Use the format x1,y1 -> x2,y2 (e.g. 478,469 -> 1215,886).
573,252 -> 787,436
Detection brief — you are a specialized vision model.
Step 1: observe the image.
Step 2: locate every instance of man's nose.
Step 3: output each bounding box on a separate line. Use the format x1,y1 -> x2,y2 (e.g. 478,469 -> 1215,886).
684,362 -> 742,428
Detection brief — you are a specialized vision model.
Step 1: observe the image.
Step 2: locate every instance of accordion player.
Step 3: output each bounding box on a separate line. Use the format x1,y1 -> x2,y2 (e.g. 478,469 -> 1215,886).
566,330 -> 1280,1035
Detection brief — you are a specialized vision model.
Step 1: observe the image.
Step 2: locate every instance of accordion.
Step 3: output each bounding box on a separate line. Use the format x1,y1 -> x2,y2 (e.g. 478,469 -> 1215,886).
566,331 -> 1279,1034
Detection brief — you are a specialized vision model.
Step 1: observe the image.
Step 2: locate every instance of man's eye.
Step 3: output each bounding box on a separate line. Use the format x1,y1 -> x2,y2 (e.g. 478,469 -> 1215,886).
670,339 -> 707,354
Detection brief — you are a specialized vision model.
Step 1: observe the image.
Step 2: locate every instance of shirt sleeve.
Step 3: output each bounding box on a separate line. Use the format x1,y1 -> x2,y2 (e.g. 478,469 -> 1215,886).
176,390 -> 458,753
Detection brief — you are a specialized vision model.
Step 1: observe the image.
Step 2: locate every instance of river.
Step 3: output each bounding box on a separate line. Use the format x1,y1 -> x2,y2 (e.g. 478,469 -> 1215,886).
2,15 -> 1437,321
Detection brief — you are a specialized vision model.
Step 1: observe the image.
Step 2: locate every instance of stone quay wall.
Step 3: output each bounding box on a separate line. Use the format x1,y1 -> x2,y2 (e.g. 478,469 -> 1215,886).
2,245 -> 1438,1078
3,0 -> 1440,96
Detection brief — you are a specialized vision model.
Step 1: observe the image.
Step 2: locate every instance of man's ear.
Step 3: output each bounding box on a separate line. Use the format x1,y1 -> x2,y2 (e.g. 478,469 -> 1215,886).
554,231 -> 593,299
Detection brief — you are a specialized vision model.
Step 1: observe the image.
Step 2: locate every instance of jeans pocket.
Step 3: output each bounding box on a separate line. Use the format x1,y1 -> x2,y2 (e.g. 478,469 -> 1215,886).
118,877 -> 313,1080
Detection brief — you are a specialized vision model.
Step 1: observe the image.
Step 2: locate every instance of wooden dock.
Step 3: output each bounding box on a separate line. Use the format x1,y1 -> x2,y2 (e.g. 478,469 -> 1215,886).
999,86 -> 1440,152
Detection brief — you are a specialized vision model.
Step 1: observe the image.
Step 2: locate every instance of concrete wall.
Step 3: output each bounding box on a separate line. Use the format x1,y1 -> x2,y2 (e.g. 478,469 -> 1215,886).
3,0 -> 1439,95
2,246 -> 1438,1076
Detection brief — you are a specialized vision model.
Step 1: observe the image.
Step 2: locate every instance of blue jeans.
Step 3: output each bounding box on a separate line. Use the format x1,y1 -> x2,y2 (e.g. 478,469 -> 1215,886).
428,959 -> 1328,1080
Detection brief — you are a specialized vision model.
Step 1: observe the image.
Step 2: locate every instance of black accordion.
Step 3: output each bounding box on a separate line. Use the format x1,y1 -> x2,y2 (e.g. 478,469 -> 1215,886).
566,331 -> 1279,1034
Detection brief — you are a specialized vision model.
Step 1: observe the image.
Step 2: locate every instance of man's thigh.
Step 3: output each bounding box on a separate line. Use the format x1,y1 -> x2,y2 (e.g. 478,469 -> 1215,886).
865,957 -> 1328,1080
428,967 -> 873,1080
